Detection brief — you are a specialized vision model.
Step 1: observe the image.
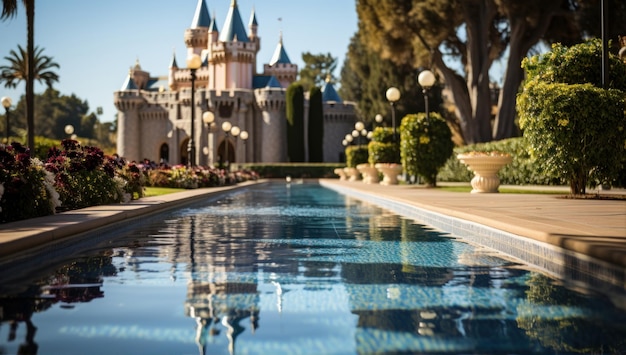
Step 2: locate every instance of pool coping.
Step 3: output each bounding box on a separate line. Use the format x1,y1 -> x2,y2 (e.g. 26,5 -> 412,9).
319,179 -> 626,307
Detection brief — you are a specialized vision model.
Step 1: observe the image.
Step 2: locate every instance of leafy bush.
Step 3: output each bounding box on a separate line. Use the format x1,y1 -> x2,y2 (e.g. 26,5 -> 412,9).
438,138 -> 566,185
240,163 -> 341,178
518,39 -> 626,194
45,140 -> 126,210
345,145 -> 369,168
368,127 -> 400,164
0,143 -> 59,223
400,113 -> 453,186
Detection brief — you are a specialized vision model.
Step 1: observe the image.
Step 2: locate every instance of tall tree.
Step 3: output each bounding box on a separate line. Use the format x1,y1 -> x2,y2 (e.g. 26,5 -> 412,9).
1,0 -> 36,154
356,0 -> 626,144
286,83 -> 305,162
0,45 -> 59,89
339,31 -> 444,130
298,52 -> 337,92
307,86 -> 324,162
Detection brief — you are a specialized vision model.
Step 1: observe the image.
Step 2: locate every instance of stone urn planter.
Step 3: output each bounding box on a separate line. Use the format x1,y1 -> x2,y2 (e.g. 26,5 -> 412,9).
374,163 -> 402,185
334,168 -> 348,181
457,152 -> 512,193
356,163 -> 380,184
343,167 -> 361,181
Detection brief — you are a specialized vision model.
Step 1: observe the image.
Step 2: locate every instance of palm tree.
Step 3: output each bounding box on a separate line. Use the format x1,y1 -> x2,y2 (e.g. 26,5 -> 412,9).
1,45 -> 59,89
2,0 -> 35,154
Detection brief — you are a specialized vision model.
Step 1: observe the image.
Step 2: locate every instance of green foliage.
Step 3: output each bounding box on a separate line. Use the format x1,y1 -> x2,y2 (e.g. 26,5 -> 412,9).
286,83 -> 305,162
522,40 -> 626,91
438,138 -> 566,185
368,127 -> 400,164
345,145 -> 369,168
240,163 -> 343,179
400,113 -> 453,186
298,52 -> 337,91
0,45 -> 59,89
46,140 -> 125,210
518,39 -> 626,194
0,142 -> 58,223
307,86 -> 324,162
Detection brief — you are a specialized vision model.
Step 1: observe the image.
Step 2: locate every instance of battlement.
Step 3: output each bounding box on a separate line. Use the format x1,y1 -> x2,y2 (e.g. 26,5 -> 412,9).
114,91 -> 145,111
184,28 -> 208,49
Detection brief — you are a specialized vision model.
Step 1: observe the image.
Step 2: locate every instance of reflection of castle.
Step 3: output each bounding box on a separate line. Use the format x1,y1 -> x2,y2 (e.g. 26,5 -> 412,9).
114,0 -> 355,166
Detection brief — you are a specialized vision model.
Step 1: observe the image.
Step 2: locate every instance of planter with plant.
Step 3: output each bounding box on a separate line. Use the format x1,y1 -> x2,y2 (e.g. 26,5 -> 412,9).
369,127 -> 402,185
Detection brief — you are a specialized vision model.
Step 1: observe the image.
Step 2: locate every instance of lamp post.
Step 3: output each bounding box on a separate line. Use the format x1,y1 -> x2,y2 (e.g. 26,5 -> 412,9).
375,113 -> 383,127
187,53 -> 202,168
221,121 -> 232,170
355,121 -> 365,146
202,111 -> 215,166
385,87 -> 401,142
64,124 -> 74,139
230,125 -> 240,168
418,70 -> 436,125
1,96 -> 11,143
239,130 -> 248,162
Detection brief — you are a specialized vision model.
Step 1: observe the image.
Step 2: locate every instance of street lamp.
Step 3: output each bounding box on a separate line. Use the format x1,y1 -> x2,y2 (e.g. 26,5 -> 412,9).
187,53 -> 202,168
202,111 -> 215,166
418,70 -> 436,125
375,113 -> 383,126
1,96 -> 11,143
385,87 -> 401,142
221,121 -> 232,169
239,130 -> 248,162
64,124 -> 74,139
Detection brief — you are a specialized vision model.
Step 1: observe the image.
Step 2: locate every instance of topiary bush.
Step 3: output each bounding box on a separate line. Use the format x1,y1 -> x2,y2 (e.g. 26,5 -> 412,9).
400,113 -> 453,186
345,145 -> 369,168
368,127 -> 400,164
518,39 -> 626,194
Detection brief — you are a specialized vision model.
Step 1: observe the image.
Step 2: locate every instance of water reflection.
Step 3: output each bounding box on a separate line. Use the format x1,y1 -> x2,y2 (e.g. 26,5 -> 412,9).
1,183 -> 626,354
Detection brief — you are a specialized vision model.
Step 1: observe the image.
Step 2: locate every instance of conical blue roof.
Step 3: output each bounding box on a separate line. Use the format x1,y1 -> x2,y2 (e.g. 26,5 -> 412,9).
249,7 -> 258,27
322,80 -> 342,103
170,51 -> 178,68
269,34 -> 291,65
121,74 -> 138,90
209,15 -> 219,32
219,0 -> 249,42
191,0 -> 211,28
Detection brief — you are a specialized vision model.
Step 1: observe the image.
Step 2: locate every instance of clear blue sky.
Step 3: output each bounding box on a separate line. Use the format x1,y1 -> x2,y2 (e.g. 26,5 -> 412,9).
0,0 -> 358,123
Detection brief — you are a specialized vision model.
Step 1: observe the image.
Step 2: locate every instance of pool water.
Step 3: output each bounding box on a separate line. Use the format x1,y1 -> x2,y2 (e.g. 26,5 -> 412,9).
1,182 -> 625,355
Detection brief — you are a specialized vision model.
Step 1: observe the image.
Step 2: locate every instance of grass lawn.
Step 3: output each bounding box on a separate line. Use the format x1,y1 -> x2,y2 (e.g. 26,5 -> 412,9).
144,187 -> 186,197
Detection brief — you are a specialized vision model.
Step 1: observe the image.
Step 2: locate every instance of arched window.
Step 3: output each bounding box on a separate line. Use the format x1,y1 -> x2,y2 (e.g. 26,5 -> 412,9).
159,143 -> 169,165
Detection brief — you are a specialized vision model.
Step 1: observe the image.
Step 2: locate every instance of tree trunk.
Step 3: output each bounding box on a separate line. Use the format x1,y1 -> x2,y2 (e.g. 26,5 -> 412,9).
26,0 -> 34,154
462,0 -> 496,143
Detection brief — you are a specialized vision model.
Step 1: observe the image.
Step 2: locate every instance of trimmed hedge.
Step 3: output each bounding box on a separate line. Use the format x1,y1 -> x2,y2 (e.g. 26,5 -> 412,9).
368,127 -> 400,164
238,163 -> 343,178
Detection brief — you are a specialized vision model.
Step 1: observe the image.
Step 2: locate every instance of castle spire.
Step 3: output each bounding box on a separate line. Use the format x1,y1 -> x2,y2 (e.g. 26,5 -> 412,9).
191,0 -> 211,28
219,0 -> 249,42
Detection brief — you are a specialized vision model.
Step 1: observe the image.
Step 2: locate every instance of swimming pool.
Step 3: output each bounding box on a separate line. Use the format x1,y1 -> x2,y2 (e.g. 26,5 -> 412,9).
1,182 -> 625,354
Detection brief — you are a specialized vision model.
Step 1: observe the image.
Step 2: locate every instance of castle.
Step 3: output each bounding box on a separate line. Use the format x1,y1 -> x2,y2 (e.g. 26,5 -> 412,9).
114,0 -> 356,166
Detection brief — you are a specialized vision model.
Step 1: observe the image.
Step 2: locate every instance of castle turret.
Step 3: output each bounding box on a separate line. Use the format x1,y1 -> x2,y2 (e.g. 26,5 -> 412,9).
255,77 -> 287,162
262,33 -> 297,88
169,50 -> 178,91
248,7 -> 260,74
115,71 -> 145,161
184,0 -> 211,58
209,0 -> 257,90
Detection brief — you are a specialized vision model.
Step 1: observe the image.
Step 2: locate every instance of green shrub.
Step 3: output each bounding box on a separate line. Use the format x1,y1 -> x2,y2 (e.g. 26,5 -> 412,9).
345,145 -> 369,168
0,143 -> 59,223
438,138 -> 565,185
518,39 -> 626,194
400,113 -> 453,186
239,163 -> 342,178
368,127 -> 400,164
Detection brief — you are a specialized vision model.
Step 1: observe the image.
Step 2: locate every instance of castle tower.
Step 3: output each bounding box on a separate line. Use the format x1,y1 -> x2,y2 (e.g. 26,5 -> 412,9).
248,7 -> 260,74
209,0 -> 257,90
255,80 -> 287,162
184,0 -> 211,58
114,73 -> 145,161
168,51 -> 179,91
262,33 -> 298,88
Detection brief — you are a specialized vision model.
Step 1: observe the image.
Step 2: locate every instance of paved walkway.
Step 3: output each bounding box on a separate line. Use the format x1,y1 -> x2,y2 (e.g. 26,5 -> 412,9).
1,179 -> 625,269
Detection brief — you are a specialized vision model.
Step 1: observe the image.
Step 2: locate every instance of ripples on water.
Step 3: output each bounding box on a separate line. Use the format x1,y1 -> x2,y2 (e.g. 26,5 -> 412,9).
1,182 -> 625,355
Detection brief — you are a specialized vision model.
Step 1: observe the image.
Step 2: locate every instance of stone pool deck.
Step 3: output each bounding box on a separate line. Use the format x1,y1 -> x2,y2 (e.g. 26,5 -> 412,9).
1,178 -> 625,299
